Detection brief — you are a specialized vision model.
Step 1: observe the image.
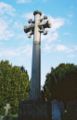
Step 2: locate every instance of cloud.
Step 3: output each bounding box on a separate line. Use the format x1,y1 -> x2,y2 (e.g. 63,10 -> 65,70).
0,45 -> 32,58
0,18 -> 24,41
55,45 -> 77,53
42,31 -> 58,42
43,42 -> 77,57
0,2 -> 15,16
43,43 -> 53,52
41,16 -> 65,44
41,15 -> 65,53
66,45 -> 77,53
0,2 -> 24,41
0,2 -> 16,41
16,0 -> 32,4
48,16 -> 65,31
0,18 -> 14,41
44,44 -> 67,53
55,44 -> 67,51
23,12 -> 33,20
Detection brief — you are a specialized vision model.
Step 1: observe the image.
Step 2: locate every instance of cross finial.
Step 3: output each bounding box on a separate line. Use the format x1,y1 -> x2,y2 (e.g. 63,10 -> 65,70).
24,10 -> 51,38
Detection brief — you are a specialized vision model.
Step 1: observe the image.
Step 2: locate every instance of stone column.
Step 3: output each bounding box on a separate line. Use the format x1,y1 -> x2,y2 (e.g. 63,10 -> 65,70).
24,10 -> 51,100
30,11 -> 41,100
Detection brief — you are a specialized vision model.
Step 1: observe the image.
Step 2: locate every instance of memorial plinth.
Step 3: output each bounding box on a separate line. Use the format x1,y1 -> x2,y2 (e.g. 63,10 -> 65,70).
19,100 -> 51,120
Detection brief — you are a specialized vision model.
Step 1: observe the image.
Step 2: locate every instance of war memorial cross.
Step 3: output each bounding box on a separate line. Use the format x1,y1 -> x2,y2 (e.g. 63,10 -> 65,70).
24,10 -> 51,100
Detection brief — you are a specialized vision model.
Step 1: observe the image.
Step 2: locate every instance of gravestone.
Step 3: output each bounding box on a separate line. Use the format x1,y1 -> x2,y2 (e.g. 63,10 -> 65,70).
4,103 -> 11,116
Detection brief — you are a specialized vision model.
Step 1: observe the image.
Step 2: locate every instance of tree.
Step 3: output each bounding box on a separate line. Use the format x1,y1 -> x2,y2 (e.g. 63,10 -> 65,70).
0,60 -> 30,115
44,63 -> 77,102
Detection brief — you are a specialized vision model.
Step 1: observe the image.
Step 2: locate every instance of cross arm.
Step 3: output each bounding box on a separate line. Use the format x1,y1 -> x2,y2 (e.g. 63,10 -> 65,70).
24,24 -> 34,33
39,20 -> 51,29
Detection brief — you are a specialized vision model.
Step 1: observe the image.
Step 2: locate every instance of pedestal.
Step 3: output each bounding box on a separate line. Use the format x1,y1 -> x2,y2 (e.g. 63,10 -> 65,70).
19,100 -> 52,120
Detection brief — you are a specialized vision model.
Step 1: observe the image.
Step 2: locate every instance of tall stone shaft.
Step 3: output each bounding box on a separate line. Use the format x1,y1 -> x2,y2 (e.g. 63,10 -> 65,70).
24,10 -> 51,101
30,11 -> 41,100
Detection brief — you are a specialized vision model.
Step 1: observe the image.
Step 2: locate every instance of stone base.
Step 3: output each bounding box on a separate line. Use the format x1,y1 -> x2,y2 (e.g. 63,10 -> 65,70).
19,100 -> 52,120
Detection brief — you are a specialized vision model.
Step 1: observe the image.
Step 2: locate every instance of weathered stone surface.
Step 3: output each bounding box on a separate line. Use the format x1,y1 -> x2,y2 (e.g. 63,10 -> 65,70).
19,100 -> 51,120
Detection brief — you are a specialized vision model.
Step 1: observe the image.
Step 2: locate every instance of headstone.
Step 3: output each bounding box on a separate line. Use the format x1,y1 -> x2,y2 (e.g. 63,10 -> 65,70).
4,103 -> 11,116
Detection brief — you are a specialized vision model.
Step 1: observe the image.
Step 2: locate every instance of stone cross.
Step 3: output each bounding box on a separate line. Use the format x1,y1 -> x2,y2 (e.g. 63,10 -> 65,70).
4,103 -> 11,116
24,10 -> 51,100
